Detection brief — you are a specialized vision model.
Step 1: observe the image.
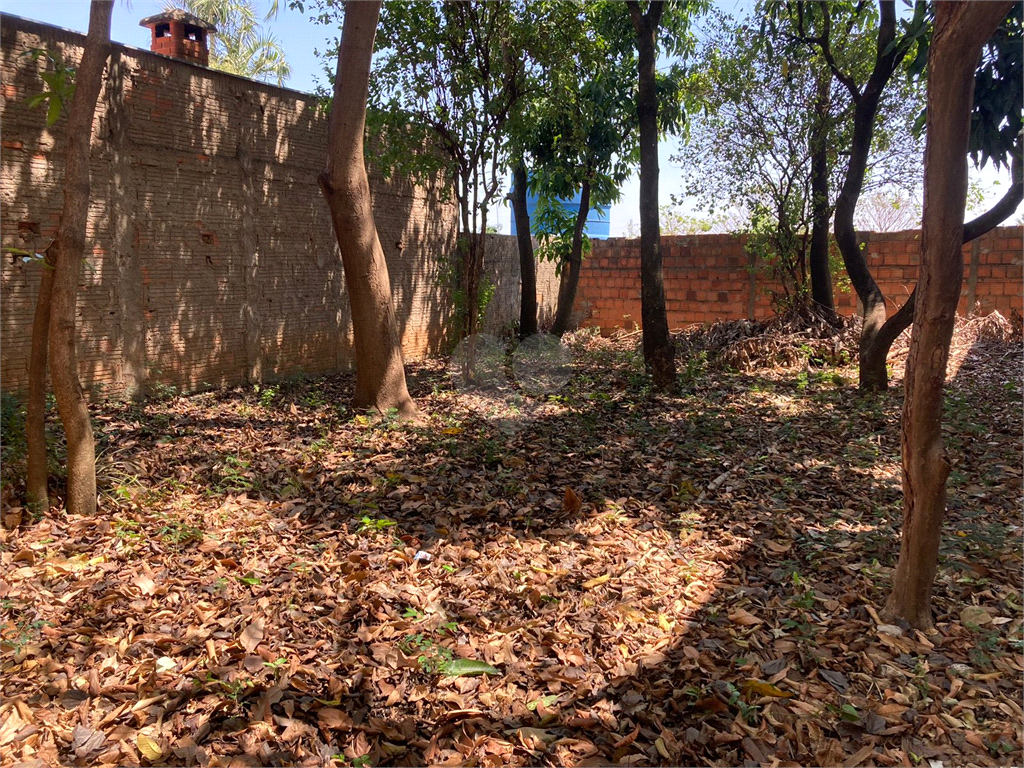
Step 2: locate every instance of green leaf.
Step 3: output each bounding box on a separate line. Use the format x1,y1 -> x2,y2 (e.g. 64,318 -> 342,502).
840,703 -> 860,722
438,658 -> 500,677
526,694 -> 560,710
45,96 -> 62,126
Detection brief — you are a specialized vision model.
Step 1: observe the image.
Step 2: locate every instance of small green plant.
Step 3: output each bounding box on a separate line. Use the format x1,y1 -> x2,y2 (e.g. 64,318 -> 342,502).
0,605 -> 50,656
400,631 -> 456,674
680,351 -> 707,386
790,589 -> 816,611
147,377 -> 179,402
357,515 -> 397,533
254,384 -> 279,408
156,517 -> 204,545
217,454 -> 257,493
720,681 -> 761,725
113,518 -> 142,542
378,407 -> 401,430
194,672 -> 256,708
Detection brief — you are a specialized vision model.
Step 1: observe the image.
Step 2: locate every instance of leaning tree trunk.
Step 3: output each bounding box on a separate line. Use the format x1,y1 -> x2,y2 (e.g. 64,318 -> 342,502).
551,179 -> 591,337
826,1 -> 905,390
26,251 -> 55,511
318,0 -> 415,417
47,0 -> 113,516
511,162 -> 538,339
808,65 -> 835,320
882,1 -> 1013,630
628,1 -> 676,389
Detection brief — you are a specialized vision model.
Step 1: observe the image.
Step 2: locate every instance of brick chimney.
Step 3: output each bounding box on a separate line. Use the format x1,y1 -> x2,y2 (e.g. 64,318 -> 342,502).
139,9 -> 216,67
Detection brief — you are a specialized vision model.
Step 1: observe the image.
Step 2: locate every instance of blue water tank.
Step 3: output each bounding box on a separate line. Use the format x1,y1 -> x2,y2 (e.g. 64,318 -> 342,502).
510,187 -> 611,239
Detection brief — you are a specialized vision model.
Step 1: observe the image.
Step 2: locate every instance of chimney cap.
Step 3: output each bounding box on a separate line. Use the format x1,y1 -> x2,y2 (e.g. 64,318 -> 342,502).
139,8 -> 217,33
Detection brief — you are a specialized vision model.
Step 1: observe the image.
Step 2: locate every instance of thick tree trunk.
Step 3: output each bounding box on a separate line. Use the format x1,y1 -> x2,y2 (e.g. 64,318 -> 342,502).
628,1 -> 676,389
47,0 -> 113,516
858,151 -> 1022,387
551,179 -> 591,337
511,162 -> 537,339
319,0 -> 415,417
882,1 -> 1012,630
825,2 -> 904,390
26,253 -> 55,511
808,66 -> 835,320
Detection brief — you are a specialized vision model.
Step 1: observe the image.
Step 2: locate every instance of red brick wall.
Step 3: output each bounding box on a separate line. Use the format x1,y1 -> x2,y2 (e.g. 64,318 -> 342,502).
1,16 -> 553,398
576,227 -> 1023,333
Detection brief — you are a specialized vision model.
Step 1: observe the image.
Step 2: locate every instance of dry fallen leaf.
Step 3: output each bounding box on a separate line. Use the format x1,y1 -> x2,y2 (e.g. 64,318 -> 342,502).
133,574 -> 157,596
729,608 -> 762,626
742,679 -> 794,699
582,573 -> 610,590
135,734 -> 163,761
563,487 -> 582,515
239,618 -> 265,653
317,708 -> 354,729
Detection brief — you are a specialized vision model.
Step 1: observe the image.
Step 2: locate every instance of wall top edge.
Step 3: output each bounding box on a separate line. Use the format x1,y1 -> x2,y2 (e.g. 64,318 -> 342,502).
1,12 -> 320,102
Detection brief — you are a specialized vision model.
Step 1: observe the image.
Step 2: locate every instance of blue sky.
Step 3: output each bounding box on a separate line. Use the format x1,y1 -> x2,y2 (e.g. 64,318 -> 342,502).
2,0 -> 1013,235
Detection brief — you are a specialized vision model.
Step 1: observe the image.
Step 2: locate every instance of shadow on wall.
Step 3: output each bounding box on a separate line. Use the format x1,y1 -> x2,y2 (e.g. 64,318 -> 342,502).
0,14 -> 459,400
479,233 -> 559,339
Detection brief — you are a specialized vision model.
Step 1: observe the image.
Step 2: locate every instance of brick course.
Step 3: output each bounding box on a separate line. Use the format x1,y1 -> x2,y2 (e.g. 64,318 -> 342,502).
576,227 -> 1023,334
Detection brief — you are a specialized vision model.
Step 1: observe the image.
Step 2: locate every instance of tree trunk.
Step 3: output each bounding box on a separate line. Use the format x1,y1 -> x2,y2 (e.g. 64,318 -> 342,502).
882,1 -> 1012,630
463,231 -> 485,338
825,2 -> 903,390
511,162 -> 538,339
808,65 -> 835,320
26,252 -> 55,511
551,179 -> 591,337
47,0 -> 113,516
319,0 -> 415,418
628,1 -> 676,389
858,149 -> 1022,387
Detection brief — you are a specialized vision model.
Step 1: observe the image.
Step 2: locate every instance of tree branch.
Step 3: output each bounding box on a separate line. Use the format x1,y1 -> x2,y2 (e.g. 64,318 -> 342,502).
963,150 -> 1022,242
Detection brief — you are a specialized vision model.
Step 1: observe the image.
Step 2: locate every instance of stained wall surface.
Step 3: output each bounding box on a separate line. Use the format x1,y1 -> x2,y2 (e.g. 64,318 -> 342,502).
1,15 -> 499,397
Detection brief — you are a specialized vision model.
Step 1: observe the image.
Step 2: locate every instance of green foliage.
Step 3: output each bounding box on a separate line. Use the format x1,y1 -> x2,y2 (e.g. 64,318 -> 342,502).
400,631 -> 456,675
438,249 -> 495,344
154,513 -> 205,546
254,383 -> 278,408
744,204 -> 811,313
174,0 -> 291,85
22,48 -> 76,126
903,2 -> 1022,171
532,198 -> 592,271
215,453 -> 258,494
356,515 -> 397,534
969,4 -> 1023,171
363,1 -> 527,224
676,6 -> 923,227
514,1 -> 706,251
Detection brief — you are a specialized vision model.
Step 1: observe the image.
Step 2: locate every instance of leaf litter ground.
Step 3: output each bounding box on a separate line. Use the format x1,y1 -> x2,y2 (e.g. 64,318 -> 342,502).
1,319 -> 1021,768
